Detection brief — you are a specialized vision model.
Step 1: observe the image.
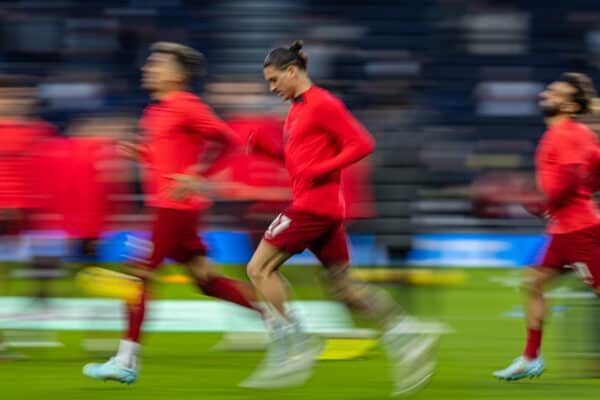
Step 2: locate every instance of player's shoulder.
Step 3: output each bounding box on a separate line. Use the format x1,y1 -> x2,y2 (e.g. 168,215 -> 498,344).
166,92 -> 214,120
573,120 -> 597,138
546,119 -> 594,141
309,86 -> 345,110
170,91 -> 206,106
562,120 -> 598,145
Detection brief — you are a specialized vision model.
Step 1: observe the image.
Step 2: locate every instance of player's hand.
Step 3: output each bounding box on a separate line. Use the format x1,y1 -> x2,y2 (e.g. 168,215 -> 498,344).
522,201 -> 550,219
165,173 -> 211,200
116,141 -> 141,160
301,166 -> 334,187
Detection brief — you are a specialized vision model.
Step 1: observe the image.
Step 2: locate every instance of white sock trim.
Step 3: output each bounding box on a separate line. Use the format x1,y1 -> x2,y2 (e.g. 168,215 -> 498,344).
116,339 -> 140,368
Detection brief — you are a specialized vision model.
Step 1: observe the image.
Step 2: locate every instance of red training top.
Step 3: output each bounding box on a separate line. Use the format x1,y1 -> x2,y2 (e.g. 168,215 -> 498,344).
281,85 -> 375,218
139,91 -> 241,211
535,118 -> 600,234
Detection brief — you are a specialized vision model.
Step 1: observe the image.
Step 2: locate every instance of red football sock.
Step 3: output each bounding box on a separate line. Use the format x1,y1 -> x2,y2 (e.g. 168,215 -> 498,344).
200,276 -> 261,314
125,286 -> 148,342
523,328 -> 542,359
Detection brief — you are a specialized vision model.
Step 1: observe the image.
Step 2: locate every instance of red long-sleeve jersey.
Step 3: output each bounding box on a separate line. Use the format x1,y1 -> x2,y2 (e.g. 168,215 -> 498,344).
139,91 -> 241,211
281,85 -> 375,218
535,118 -> 600,234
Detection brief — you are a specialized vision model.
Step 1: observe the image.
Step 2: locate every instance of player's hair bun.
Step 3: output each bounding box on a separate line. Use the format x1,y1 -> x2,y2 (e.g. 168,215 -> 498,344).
264,40 -> 308,70
289,40 -> 304,53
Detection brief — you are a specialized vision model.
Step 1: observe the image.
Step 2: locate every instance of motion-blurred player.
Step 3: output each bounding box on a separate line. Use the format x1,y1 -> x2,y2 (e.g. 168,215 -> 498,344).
83,42 -> 262,384
494,73 -> 600,380
240,41 -> 437,394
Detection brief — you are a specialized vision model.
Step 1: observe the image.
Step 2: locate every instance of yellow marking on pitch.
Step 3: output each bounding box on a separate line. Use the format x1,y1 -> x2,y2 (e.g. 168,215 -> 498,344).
161,274 -> 191,283
317,338 -> 378,360
76,267 -> 143,304
350,268 -> 466,286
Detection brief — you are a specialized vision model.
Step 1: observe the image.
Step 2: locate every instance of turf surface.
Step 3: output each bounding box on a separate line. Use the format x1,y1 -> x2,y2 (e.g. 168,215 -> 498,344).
1,266 -> 600,399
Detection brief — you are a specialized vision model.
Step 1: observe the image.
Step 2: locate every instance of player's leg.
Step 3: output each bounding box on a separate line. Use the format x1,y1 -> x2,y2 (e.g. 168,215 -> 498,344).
119,210 -> 179,362
247,238 -> 305,347
315,234 -> 402,328
313,223 -> 435,395
246,239 -> 292,319
164,209 -> 262,313
523,267 -> 561,356
493,269 -> 560,380
241,239 -> 317,389
310,221 -> 405,326
82,280 -> 148,383
241,211 -> 322,388
183,254 -> 261,313
83,208 -> 176,383
325,267 -> 403,322
493,236 -> 564,380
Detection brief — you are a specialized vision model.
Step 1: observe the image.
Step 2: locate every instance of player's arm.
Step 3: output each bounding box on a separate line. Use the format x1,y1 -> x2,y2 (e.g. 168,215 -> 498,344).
541,164 -> 585,209
116,140 -> 148,161
186,98 -> 243,176
306,99 -> 375,178
526,166 -> 583,218
164,172 -> 214,200
536,135 -> 587,211
246,129 -> 285,161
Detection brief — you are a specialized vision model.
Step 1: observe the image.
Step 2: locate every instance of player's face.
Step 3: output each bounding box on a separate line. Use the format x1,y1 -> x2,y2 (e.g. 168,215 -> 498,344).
538,81 -> 578,117
141,52 -> 185,93
0,88 -> 36,118
263,65 -> 297,101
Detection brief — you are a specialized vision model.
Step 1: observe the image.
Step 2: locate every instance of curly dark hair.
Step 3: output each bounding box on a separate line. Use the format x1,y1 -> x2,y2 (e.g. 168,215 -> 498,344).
560,72 -> 598,115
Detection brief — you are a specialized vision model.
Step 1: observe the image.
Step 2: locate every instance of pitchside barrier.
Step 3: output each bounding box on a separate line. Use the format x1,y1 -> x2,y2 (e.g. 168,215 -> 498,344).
406,233 -> 549,268
0,230 -> 390,267
2,230 -> 550,269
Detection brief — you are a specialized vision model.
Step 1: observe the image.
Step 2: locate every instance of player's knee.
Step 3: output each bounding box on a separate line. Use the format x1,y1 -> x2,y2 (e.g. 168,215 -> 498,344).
185,257 -> 212,285
336,284 -> 369,311
193,271 -> 211,286
328,282 -> 351,305
522,275 -> 544,297
325,272 -> 355,302
246,261 -> 266,283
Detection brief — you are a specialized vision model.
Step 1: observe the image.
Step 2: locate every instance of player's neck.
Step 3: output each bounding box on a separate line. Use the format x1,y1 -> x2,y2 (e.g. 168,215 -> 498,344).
293,77 -> 313,99
544,114 -> 572,128
0,115 -> 28,124
151,85 -> 188,101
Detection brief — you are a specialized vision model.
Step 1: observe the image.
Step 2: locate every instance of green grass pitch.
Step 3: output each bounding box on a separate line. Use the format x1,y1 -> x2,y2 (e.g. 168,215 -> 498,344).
1,265 -> 599,399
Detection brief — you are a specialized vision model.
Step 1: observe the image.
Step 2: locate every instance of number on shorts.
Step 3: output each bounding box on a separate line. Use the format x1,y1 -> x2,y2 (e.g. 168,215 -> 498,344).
571,262 -> 593,285
266,214 -> 292,238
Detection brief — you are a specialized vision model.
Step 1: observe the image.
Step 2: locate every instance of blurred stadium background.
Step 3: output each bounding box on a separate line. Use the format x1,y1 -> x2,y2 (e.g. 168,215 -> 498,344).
2,0 -> 600,399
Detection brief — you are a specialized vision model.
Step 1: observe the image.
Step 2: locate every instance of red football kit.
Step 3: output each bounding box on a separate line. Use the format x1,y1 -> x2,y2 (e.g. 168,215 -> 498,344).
126,91 -> 257,343
259,86 -> 375,266
535,118 -> 600,288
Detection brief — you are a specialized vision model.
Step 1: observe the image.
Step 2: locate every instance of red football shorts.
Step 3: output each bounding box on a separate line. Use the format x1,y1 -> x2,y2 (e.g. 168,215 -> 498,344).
0,208 -> 29,236
263,207 -> 350,267
540,224 -> 600,288
146,208 -> 207,270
